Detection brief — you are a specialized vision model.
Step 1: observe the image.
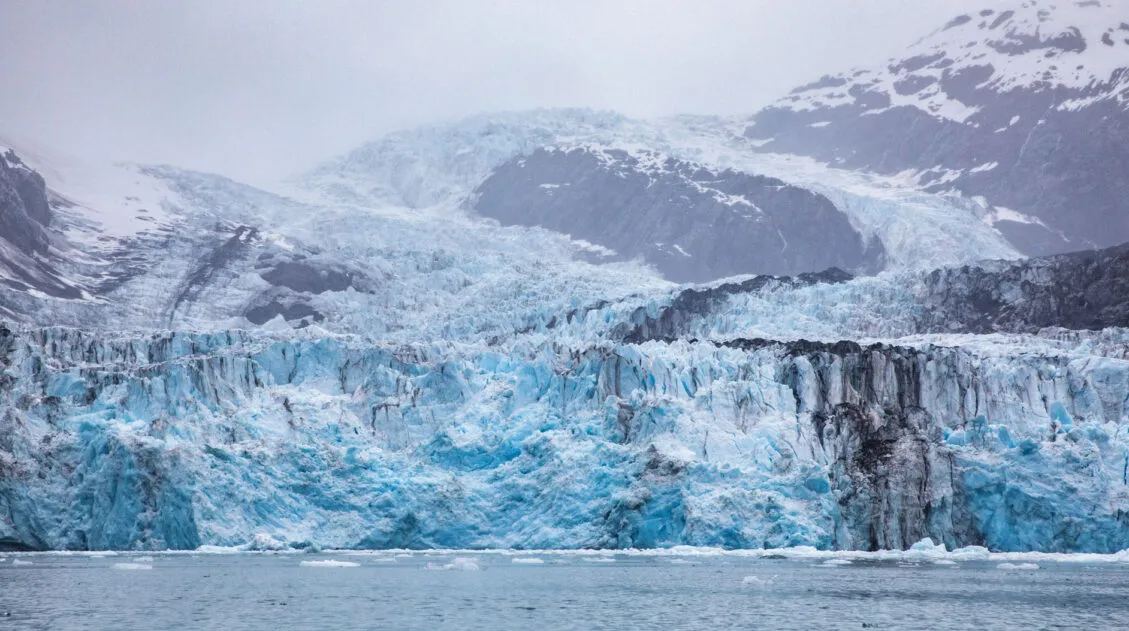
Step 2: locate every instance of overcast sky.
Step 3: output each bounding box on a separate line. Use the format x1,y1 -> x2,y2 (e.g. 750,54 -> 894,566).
0,0 -> 983,183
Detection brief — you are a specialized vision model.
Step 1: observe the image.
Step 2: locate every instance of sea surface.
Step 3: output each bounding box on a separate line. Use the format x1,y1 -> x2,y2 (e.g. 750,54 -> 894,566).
1,551 -> 1128,630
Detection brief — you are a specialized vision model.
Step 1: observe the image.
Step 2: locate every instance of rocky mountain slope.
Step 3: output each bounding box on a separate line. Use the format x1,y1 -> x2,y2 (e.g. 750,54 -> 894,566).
748,0 -> 1129,256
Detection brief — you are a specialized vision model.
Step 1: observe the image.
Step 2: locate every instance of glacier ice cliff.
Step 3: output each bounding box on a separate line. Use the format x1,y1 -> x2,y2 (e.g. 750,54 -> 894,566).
3,314 -> 1128,552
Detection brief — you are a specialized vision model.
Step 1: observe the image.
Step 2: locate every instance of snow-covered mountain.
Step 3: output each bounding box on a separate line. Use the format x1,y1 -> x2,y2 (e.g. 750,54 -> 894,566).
304,110 -> 1022,282
0,147 -> 82,310
3,2 -> 1129,553
0,109 -> 1026,330
749,0 -> 1129,256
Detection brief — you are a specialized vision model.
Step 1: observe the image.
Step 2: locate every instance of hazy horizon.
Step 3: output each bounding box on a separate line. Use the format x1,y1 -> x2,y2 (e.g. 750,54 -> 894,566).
1,0 -> 983,182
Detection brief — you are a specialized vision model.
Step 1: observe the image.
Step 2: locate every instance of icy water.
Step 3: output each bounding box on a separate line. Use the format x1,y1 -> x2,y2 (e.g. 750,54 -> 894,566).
2,552 -> 1129,630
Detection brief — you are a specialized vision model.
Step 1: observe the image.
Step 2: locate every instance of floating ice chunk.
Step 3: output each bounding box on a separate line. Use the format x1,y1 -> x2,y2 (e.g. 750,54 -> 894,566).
511,557 -> 545,565
909,538 -> 946,554
300,560 -> 359,568
669,559 -> 698,565
112,563 -> 153,570
368,557 -> 397,564
134,556 -> 154,563
997,563 -> 1039,571
932,560 -> 958,566
949,547 -> 991,561
195,545 -> 242,555
445,558 -> 481,571
742,575 -> 773,586
582,557 -> 616,563
241,534 -> 289,551
395,553 -> 414,559
11,559 -> 33,566
821,559 -> 852,566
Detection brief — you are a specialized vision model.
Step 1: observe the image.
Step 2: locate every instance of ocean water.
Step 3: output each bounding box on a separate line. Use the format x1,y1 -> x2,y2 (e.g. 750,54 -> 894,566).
1,552 -> 1128,630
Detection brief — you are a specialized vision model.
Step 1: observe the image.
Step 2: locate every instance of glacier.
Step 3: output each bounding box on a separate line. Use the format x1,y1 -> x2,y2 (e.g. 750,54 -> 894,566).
3,312 -> 1129,552
2,109 -> 1129,554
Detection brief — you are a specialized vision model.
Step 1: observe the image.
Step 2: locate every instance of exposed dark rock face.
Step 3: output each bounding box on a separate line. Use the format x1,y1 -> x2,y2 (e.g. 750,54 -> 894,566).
474,148 -> 883,282
244,300 -> 323,326
621,241 -> 1129,343
259,261 -> 355,294
0,149 -> 52,256
917,242 -> 1129,334
616,268 -> 853,342
0,150 -> 82,303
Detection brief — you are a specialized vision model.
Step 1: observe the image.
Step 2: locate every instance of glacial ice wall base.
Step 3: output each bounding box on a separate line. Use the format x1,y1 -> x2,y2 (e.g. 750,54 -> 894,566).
2,323 -> 1128,552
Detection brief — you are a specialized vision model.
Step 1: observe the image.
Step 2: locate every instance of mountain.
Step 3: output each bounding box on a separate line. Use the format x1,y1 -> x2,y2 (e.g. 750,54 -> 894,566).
748,0 -> 1129,256
0,147 -> 84,310
473,146 -> 885,283
3,3 -> 1129,553
305,110 -> 1020,283
2,121 -> 1128,552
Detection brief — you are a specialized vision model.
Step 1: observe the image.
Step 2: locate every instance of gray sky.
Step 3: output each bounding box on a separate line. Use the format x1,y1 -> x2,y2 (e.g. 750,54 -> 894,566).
0,0 -> 982,183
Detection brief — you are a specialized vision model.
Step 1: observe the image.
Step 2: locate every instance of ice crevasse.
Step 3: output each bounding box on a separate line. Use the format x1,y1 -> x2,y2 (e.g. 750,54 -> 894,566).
2,321 -> 1128,553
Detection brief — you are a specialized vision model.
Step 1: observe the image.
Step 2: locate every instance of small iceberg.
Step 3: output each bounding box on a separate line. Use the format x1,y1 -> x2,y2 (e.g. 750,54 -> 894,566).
511,557 -> 545,565
821,558 -> 852,566
134,556 -> 155,563
446,558 -> 481,571
997,563 -> 1039,571
195,545 -> 242,555
241,534 -> 289,552
300,560 -> 360,568
908,538 -> 947,554
741,575 -> 772,587
11,560 -> 32,566
112,563 -> 153,570
582,557 -> 616,563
